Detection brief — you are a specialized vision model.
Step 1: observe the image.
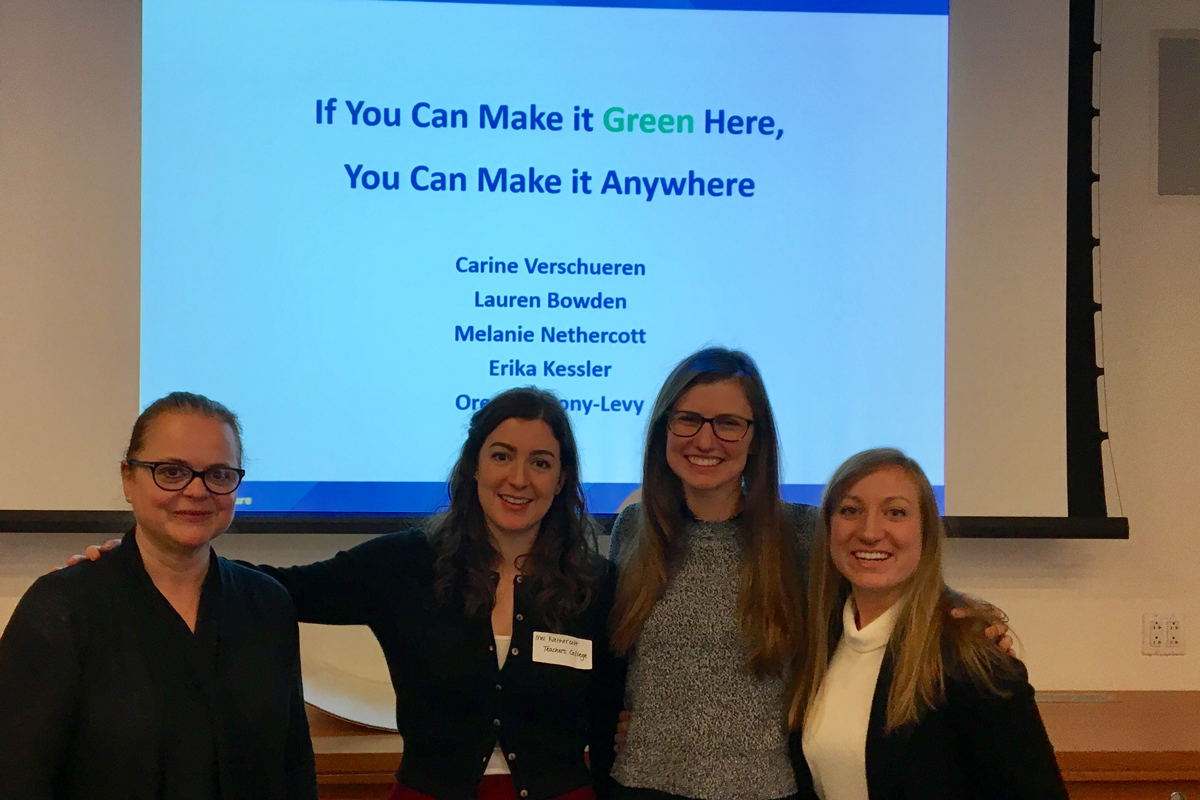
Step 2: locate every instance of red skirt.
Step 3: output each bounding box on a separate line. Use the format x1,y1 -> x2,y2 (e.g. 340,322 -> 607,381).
389,776 -> 595,800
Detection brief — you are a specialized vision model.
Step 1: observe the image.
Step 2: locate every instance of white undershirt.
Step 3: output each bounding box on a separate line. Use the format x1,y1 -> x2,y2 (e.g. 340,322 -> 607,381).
802,598 -> 902,800
485,634 -> 513,775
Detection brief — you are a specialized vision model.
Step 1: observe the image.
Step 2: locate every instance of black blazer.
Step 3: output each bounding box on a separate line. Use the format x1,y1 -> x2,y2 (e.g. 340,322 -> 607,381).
792,640 -> 1069,800
0,531 -> 317,800
253,529 -> 624,800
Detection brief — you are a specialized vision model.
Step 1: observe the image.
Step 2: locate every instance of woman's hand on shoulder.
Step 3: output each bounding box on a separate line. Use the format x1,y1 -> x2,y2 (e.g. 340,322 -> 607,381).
58,539 -> 121,571
949,599 -> 1015,657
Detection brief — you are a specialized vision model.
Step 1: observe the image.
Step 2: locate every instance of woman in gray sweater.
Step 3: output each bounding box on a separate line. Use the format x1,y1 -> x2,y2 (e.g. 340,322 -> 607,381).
608,347 -> 812,800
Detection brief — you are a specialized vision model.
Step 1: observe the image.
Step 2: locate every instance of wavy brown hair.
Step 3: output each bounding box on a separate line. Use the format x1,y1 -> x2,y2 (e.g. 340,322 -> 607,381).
790,448 -> 1019,732
427,387 -> 603,632
610,348 -> 805,676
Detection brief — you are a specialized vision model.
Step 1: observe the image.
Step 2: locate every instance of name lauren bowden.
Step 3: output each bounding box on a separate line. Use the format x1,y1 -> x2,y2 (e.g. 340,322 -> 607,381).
474,291 -> 627,310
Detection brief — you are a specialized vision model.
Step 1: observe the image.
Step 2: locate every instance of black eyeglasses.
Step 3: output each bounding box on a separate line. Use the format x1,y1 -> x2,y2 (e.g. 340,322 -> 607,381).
666,411 -> 754,442
126,460 -> 245,495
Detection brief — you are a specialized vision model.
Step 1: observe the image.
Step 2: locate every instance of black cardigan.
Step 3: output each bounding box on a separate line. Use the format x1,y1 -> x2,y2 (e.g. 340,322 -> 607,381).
252,529 -> 624,800
0,530 -> 317,800
792,639 -> 1069,800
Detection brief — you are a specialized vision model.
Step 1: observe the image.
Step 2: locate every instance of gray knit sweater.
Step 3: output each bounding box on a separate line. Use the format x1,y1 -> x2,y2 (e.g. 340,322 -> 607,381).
608,502 -> 817,800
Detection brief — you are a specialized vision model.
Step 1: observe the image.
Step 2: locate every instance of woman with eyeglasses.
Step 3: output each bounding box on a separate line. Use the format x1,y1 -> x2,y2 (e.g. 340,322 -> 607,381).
607,348 -> 809,800
0,392 -> 317,800
61,387 -> 622,800
606,348 -> 1008,800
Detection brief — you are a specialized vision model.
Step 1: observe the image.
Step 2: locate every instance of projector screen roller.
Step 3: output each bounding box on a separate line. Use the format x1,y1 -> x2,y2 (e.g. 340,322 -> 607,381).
141,0 -> 948,515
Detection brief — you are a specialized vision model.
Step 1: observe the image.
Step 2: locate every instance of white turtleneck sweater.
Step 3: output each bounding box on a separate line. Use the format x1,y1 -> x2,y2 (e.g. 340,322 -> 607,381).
802,598 -> 902,800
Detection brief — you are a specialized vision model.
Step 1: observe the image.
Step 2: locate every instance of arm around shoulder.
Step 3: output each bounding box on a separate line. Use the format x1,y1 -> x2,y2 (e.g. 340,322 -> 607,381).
244,529 -> 426,625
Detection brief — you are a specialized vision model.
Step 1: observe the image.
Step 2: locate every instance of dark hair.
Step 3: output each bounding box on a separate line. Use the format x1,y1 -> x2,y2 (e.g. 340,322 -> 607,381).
126,391 -> 244,465
427,387 -> 602,631
611,347 -> 805,676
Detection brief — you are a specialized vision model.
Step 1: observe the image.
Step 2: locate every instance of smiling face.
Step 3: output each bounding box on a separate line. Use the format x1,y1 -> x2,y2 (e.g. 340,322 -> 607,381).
475,417 -> 565,542
121,411 -> 240,554
828,465 -> 924,612
665,379 -> 754,509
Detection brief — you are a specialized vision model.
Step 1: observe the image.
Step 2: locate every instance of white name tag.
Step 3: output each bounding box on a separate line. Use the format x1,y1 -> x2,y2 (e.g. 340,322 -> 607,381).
531,631 -> 592,670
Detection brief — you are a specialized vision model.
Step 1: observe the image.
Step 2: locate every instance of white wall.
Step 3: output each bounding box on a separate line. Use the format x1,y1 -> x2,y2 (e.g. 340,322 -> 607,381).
2,0 -> 1198,691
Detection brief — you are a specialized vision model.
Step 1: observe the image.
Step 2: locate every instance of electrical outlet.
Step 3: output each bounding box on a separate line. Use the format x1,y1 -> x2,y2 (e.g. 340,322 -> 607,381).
1164,617 -> 1185,653
1143,613 -> 1185,656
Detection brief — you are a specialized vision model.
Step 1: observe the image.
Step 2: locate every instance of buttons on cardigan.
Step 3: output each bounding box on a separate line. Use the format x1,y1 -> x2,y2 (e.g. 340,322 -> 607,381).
519,790 -> 528,797
496,683 -> 502,691
511,648 -> 519,656
488,644 -> 495,652
493,718 -> 501,727
507,752 -> 516,761
515,576 -> 524,583
515,613 -> 524,621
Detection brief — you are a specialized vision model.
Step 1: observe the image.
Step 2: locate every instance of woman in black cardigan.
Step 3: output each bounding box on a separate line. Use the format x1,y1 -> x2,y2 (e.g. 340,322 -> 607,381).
0,392 -> 316,800
246,387 -> 622,800
789,448 -> 1068,800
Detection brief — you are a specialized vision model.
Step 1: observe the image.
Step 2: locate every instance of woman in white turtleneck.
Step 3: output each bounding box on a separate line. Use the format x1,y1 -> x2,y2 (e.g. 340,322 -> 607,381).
789,449 -> 1068,800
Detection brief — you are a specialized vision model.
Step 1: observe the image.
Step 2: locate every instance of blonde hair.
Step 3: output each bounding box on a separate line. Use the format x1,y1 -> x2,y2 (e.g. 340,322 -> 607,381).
610,348 -> 805,676
789,448 -> 1016,731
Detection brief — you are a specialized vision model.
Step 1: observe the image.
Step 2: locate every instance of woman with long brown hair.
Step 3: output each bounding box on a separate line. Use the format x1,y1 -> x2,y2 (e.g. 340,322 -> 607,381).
607,347 -> 812,800
790,448 -> 1066,800
250,387 -> 621,800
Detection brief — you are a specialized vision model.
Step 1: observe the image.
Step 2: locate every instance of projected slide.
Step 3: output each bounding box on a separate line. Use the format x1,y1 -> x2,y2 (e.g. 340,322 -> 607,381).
141,0 -> 948,514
